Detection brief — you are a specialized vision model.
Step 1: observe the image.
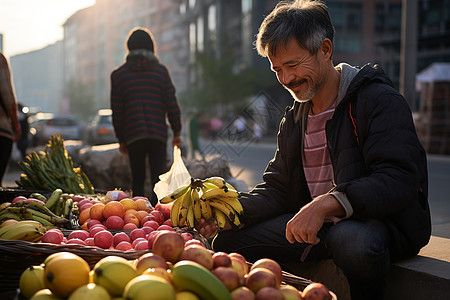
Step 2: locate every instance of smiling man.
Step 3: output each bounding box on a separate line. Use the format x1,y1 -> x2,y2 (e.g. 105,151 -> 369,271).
196,1 -> 431,299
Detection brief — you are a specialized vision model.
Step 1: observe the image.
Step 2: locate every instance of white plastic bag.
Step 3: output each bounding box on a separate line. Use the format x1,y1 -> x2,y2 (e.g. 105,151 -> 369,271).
154,146 -> 191,201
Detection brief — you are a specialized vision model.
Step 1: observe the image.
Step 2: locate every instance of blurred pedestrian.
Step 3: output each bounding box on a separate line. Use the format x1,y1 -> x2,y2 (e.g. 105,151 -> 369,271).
233,115 -> 247,140
187,109 -> 201,160
0,52 -> 21,186
252,121 -> 262,142
110,27 -> 183,206
209,116 -> 222,140
17,103 -> 29,161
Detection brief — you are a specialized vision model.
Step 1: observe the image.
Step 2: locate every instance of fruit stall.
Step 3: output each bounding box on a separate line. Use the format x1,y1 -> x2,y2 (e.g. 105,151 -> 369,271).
0,135 -> 337,299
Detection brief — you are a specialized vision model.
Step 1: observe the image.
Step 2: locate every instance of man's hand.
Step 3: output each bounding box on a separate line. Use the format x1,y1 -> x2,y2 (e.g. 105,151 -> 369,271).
195,219 -> 219,239
172,136 -> 183,148
119,142 -> 128,154
195,218 -> 233,239
285,194 -> 345,244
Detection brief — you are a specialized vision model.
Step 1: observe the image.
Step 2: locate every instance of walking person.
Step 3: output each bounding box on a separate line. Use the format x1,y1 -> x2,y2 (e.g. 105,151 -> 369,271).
0,52 -> 21,186
196,1 -> 431,299
110,27 -> 183,206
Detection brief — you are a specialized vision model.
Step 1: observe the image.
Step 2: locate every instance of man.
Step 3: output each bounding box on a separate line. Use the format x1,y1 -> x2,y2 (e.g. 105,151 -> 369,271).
0,52 -> 21,186
111,27 -> 183,206
196,1 -> 431,299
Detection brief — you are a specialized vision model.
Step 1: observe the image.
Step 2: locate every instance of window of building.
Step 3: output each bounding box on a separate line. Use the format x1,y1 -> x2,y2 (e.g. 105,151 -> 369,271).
328,3 -> 362,54
197,16 -> 204,52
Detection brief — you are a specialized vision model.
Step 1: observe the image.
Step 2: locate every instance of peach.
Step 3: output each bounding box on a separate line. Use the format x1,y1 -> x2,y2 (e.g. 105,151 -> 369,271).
81,222 -> 89,230
66,238 -> 87,246
76,198 -> 91,208
181,232 -> 193,243
135,211 -> 149,225
87,219 -> 102,229
142,214 -> 157,224
212,267 -> 241,291
115,241 -> 133,251
255,287 -> 284,300
162,219 -> 173,227
123,223 -> 138,231
125,209 -> 138,216
141,226 -> 155,235
230,286 -> 255,300
102,200 -> 125,219
90,223 -> 107,231
41,230 -> 64,244
152,231 -> 185,263
184,239 -> 206,248
179,245 -> 214,270
89,202 -> 106,221
150,210 -> 164,224
79,202 -> 93,212
302,282 -> 331,299
120,198 -> 138,211
78,208 -> 91,225
123,213 -> 140,227
68,230 -> 89,241
143,220 -> 159,231
250,258 -> 283,288
130,228 -> 146,242
113,232 -> 131,247
132,237 -> 147,248
105,215 -> 124,230
157,225 -> 175,232
89,226 -> 106,238
245,268 -> 277,293
212,252 -> 232,268
135,253 -> 169,275
94,230 -> 114,249
154,203 -> 171,220
85,237 -> 96,246
134,240 -> 149,251
135,199 -> 151,212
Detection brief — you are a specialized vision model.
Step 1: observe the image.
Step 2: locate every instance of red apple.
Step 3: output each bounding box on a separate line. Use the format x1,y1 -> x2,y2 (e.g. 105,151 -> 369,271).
212,252 -> 232,268
212,267 -> 241,291
178,245 -> 214,270
250,258 -> 283,287
113,232 -> 131,247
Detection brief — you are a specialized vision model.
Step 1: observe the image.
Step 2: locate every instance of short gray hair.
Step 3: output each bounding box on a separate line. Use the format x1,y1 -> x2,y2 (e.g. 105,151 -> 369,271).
255,0 -> 335,57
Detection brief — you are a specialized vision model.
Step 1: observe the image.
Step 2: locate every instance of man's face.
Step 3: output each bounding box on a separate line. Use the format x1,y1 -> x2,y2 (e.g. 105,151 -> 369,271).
268,38 -> 325,102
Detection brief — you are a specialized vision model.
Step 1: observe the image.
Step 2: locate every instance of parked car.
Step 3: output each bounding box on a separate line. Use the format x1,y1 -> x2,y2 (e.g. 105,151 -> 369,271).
29,113 -> 81,146
86,109 -> 117,145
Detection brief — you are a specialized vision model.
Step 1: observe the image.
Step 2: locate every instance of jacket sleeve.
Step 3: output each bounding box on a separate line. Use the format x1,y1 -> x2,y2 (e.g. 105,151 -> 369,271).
238,116 -> 293,227
110,70 -> 125,143
337,83 -> 426,219
162,66 -> 182,137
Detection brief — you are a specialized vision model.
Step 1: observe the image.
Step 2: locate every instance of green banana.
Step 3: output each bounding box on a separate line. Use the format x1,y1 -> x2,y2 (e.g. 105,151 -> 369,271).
29,193 -> 47,202
45,189 -> 63,210
63,198 -> 73,219
172,260 -> 231,300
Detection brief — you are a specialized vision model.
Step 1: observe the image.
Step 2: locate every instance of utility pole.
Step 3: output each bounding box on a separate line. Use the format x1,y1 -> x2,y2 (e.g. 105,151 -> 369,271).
400,0 -> 418,109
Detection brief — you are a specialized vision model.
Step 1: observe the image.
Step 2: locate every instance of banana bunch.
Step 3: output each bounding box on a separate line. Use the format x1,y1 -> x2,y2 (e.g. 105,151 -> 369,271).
43,189 -> 74,220
0,220 -> 46,242
15,134 -> 95,194
0,196 -> 69,228
160,176 -> 243,230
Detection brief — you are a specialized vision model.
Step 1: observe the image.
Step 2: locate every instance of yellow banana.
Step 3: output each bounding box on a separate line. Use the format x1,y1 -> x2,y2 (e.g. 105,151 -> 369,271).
203,176 -> 227,189
191,188 -> 202,223
210,196 -> 243,215
212,207 -> 227,230
170,194 -> 185,227
186,204 -> 195,229
0,220 -> 45,241
208,199 -> 241,227
201,182 -> 220,193
199,198 -> 212,220
177,191 -> 192,227
201,186 -> 240,201
160,184 -> 191,204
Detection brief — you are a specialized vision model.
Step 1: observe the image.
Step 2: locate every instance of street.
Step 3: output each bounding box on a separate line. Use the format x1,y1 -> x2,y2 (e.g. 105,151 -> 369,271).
199,137 -> 450,235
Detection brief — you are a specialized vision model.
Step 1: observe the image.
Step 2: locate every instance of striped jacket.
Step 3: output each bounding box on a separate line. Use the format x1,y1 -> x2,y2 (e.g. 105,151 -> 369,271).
0,53 -> 20,141
110,54 -> 181,145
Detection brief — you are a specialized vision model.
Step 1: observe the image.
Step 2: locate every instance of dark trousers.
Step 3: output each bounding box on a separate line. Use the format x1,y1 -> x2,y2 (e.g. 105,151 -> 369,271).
0,137 -> 13,186
127,138 -> 167,206
213,214 -> 392,300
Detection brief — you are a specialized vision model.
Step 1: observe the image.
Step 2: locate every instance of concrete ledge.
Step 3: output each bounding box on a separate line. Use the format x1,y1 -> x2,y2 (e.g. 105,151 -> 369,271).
280,234 -> 450,300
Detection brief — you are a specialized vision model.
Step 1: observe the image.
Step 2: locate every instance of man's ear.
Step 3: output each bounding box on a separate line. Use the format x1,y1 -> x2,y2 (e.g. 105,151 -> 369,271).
320,38 -> 333,59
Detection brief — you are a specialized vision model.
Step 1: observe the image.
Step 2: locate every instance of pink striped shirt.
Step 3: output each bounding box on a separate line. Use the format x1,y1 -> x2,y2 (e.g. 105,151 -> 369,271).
303,101 -> 337,198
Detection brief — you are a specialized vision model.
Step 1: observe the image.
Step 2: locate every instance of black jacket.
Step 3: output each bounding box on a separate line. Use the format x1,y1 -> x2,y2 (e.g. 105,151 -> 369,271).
240,64 -> 431,258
